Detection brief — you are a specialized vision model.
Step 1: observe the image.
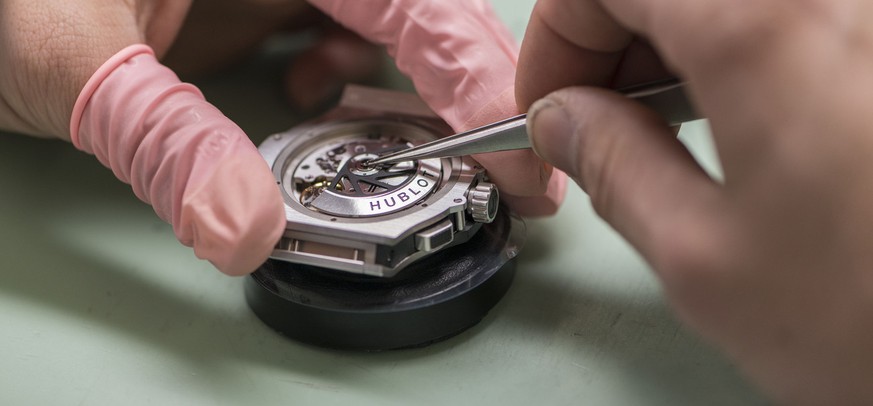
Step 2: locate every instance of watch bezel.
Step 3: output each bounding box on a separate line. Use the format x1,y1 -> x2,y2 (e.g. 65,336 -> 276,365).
258,86 -> 495,277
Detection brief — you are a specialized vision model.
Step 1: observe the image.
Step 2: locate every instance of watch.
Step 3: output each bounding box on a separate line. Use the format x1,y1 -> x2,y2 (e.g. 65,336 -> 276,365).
258,85 -> 500,278
247,85 -> 523,351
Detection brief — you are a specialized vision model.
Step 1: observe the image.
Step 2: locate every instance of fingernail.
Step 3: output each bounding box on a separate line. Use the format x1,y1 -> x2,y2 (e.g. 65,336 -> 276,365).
527,97 -> 578,176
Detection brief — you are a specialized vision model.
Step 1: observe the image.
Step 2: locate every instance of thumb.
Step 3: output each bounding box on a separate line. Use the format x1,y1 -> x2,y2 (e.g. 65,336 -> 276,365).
71,45 -> 285,275
526,87 -> 719,262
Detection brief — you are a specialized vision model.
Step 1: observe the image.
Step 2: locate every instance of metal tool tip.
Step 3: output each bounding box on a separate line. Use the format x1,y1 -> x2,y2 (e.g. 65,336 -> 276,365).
365,155 -> 392,167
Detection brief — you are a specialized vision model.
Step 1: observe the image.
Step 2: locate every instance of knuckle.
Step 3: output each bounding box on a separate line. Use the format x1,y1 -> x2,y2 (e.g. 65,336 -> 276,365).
2,16 -> 88,135
1,2 -> 142,136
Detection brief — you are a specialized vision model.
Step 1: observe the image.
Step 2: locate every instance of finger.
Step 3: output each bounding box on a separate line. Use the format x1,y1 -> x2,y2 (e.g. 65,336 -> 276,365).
307,0 -> 518,131
72,46 -> 286,275
467,87 -> 553,197
309,0 -> 562,203
0,1 -> 138,137
0,0 -> 195,138
527,86 -> 721,264
500,170 -> 568,217
515,0 -> 679,110
516,0 -> 630,110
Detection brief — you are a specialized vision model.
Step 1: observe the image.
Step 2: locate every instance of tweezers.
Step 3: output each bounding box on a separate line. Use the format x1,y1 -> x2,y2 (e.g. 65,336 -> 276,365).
366,78 -> 700,167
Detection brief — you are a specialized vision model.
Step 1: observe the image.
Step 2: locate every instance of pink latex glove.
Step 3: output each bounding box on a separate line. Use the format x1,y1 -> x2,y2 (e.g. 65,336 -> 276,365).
308,0 -> 567,216
70,45 -> 285,276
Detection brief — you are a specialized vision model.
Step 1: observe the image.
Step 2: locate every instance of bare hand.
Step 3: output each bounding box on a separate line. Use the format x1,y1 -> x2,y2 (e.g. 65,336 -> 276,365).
518,0 -> 873,403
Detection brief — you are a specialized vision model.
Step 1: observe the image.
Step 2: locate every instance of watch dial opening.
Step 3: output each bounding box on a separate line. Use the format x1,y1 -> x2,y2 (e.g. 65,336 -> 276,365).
284,128 -> 443,218
294,137 -> 415,203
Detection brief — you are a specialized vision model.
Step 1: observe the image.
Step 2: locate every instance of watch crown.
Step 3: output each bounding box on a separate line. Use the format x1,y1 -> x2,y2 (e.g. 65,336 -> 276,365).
467,182 -> 499,223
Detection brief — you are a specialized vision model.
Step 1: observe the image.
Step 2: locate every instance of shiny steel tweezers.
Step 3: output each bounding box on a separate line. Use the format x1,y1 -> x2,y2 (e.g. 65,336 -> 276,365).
367,79 -> 700,167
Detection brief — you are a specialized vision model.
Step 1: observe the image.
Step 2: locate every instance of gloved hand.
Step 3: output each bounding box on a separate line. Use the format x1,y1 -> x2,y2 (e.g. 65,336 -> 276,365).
0,1 -> 285,276
0,0 -> 565,277
309,0 -> 567,216
168,0 -> 569,215
518,0 -> 873,403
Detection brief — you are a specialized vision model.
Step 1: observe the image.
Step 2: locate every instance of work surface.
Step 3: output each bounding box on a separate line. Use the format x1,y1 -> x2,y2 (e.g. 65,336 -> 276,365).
0,2 -> 765,405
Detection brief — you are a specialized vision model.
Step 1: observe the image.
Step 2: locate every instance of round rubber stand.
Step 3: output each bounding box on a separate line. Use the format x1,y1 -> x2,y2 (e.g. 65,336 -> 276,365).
245,210 -> 523,351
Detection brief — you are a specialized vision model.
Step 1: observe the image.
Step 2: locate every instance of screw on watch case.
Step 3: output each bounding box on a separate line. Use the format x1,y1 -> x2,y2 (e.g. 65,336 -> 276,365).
245,85 -> 523,350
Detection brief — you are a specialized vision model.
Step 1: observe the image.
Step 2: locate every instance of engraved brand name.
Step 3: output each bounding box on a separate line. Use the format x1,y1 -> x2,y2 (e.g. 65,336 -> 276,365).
368,178 -> 431,212
308,163 -> 442,218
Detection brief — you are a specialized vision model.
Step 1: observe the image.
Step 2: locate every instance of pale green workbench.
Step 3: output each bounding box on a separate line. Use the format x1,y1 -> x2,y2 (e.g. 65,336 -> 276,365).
0,2 -> 766,405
